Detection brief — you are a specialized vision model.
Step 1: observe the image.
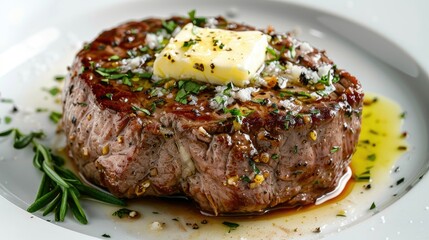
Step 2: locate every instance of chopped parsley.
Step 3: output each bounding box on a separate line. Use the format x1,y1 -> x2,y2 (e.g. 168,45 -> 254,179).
249,160 -> 260,175
369,202 -> 376,210
183,39 -> 198,48
175,80 -> 207,104
45,87 -> 61,96
131,105 -> 151,116
162,20 -> 178,34
49,111 -> 62,124
330,146 -> 340,153
54,75 -> 65,82
288,45 -> 296,58
101,234 -> 111,238
108,55 -> 120,61
105,93 -> 113,100
112,208 -> 137,218
0,98 -> 13,103
222,221 -> 239,233
188,10 -> 206,26
4,116 -> 12,124
367,154 -> 376,161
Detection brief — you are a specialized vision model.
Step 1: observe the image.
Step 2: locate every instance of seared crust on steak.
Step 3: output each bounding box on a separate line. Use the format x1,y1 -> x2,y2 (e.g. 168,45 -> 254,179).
62,16 -> 363,215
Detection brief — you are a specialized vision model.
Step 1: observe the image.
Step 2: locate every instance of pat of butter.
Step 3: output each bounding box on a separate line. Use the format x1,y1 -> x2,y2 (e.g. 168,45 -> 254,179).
153,23 -> 269,87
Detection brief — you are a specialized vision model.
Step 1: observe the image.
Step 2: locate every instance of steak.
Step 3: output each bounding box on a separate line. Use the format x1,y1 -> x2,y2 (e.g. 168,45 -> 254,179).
62,16 -> 363,215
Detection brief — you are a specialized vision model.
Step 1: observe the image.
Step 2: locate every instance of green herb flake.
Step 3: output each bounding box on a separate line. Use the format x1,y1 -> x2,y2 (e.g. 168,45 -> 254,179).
188,10 -> 206,26
336,210 -> 347,217
289,45 -> 296,58
330,146 -> 340,153
101,234 -> 111,238
241,175 -> 251,183
162,20 -> 178,34
249,160 -> 260,175
83,43 -> 91,50
131,105 -> 151,116
45,87 -> 61,96
369,202 -> 376,210
105,93 -> 113,100
112,208 -> 136,218
76,102 -> 88,107
400,112 -> 406,119
36,108 -> 48,112
4,116 -> 12,124
49,111 -> 62,124
310,109 -> 320,115
367,154 -> 376,161
396,177 -> 405,185
271,154 -> 279,160
0,98 -> 13,103
174,80 -> 206,104
293,145 -> 298,154
108,55 -> 120,61
222,221 -> 239,233
54,75 -> 65,82
183,39 -> 197,48
139,46 -> 148,53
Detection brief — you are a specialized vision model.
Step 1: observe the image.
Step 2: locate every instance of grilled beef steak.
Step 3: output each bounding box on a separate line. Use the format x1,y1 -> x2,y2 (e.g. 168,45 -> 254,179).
62,16 -> 363,215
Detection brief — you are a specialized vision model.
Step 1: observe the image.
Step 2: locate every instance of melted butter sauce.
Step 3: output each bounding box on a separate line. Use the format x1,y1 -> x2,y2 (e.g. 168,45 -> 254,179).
351,93 -> 407,182
62,93 -> 408,238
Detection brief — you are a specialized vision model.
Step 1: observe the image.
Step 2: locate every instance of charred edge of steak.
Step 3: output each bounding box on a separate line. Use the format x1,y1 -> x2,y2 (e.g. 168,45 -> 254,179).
62,16 -> 363,215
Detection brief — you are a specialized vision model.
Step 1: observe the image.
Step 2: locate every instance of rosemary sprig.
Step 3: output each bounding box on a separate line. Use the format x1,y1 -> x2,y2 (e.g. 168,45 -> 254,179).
0,128 -> 126,224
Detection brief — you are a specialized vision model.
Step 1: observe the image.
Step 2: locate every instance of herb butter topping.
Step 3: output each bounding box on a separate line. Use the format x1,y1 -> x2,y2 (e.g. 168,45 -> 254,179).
153,23 -> 270,87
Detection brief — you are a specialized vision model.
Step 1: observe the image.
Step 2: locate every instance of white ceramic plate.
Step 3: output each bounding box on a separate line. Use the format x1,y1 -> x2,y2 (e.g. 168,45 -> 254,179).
1,0 -> 428,239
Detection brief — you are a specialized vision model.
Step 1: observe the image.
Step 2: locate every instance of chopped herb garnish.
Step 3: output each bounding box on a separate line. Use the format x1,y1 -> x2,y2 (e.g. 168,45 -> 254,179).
45,87 -> 61,96
4,116 -> 12,124
105,93 -> 113,100
310,109 -> 320,115
49,111 -> 62,124
369,202 -> 376,210
131,105 -> 151,116
0,128 -> 125,224
112,208 -> 137,218
101,234 -> 111,238
183,39 -> 197,48
252,98 -> 269,105
76,102 -> 88,107
266,47 -> 279,61
249,160 -> 260,175
293,145 -> 298,154
397,145 -> 408,151
83,43 -> 91,50
54,75 -> 65,82
222,221 -> 239,233
367,154 -> 376,161
108,55 -> 120,61
330,146 -> 340,153
271,154 -> 279,159
241,175 -> 251,183
139,46 -> 148,53
127,49 -> 137,58
188,10 -> 206,26
0,98 -> 13,103
162,20 -> 178,34
289,44 -> 296,58
400,112 -> 406,119
175,80 -> 206,104
36,108 -> 48,112
336,210 -> 347,217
